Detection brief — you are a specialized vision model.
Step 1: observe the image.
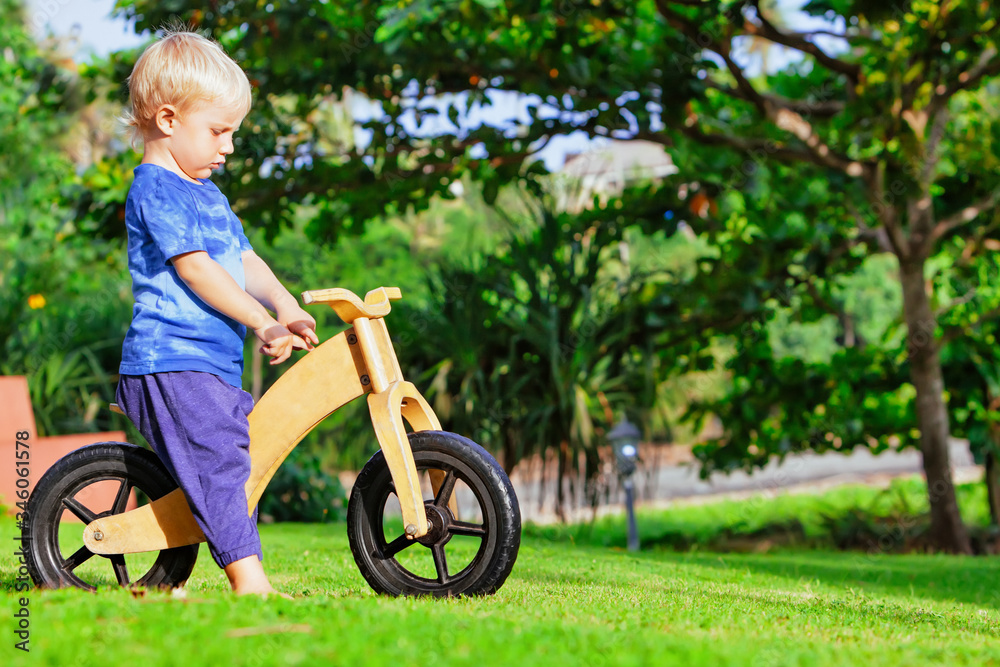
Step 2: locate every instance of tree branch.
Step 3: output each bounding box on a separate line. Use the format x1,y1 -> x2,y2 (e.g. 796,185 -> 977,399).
678,123 -> 846,168
655,1 -> 866,177
939,305 -> 1000,347
713,30 -> 770,112
746,0 -> 862,82
920,107 -> 950,187
702,80 -> 845,118
793,28 -> 876,41
847,200 -> 895,254
764,105 -> 867,177
806,280 -> 861,348
931,46 -> 1000,111
868,162 -> 910,261
933,286 -> 979,318
955,220 -> 1000,268
931,188 -> 1000,244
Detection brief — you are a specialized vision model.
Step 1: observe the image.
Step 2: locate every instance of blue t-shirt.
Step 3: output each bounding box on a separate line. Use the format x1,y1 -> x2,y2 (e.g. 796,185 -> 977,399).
119,164 -> 253,387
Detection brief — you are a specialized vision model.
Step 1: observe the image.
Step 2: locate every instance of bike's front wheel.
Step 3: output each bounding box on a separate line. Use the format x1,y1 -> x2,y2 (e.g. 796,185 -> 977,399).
347,431 -> 520,597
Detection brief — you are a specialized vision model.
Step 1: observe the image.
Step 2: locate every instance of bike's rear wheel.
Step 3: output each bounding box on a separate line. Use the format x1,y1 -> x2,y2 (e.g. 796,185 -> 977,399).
347,431 -> 520,597
23,443 -> 199,591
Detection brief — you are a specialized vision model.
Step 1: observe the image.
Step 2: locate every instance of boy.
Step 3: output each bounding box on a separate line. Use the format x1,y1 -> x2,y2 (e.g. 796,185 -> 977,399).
114,29 -> 318,597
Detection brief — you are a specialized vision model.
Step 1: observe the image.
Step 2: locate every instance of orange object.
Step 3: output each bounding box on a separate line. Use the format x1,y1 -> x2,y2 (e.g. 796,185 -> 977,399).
0,376 -> 130,520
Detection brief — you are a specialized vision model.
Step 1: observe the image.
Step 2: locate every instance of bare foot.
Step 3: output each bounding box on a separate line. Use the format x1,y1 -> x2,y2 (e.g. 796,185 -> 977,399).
224,555 -> 292,598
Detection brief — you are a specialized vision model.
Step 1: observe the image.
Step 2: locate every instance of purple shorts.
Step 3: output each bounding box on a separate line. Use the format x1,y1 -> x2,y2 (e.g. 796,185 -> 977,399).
116,371 -> 263,568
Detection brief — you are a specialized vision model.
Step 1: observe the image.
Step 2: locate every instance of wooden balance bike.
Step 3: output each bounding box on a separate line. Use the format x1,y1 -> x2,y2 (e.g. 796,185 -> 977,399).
23,287 -> 521,597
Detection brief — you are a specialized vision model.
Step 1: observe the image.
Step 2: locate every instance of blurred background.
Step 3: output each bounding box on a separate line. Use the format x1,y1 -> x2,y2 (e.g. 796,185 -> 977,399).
3,0 -> 1000,555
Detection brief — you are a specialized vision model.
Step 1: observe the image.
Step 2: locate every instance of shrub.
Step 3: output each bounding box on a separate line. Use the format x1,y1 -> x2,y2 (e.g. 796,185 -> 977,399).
258,447 -> 346,523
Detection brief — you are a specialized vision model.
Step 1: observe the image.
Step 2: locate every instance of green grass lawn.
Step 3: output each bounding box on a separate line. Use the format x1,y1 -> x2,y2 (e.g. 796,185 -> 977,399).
3,486 -> 1000,666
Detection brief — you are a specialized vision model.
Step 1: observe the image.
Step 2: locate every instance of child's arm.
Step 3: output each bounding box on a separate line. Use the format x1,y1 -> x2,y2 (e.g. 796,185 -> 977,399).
241,249 -> 320,347
171,250 -> 305,365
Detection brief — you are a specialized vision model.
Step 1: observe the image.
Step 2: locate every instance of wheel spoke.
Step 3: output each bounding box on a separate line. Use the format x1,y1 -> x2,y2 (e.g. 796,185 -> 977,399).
431,544 -> 450,584
381,534 -> 416,559
62,497 -> 98,524
62,545 -> 95,573
110,555 -> 130,586
111,479 -> 132,514
449,520 -> 487,538
432,470 -> 457,508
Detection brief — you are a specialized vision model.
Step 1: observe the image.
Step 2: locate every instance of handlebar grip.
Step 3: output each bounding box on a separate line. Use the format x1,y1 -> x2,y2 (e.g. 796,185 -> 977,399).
301,286 -> 403,322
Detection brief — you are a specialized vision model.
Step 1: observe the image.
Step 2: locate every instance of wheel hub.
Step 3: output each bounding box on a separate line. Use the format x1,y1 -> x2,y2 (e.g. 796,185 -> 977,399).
416,503 -> 453,546
94,510 -> 116,559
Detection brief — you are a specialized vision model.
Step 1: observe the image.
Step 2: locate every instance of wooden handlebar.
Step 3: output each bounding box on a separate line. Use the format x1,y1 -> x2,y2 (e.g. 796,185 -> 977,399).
301,286 -> 402,323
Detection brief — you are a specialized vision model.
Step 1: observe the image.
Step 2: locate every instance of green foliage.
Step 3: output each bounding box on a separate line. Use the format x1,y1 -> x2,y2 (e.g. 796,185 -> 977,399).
100,0 -> 692,238
0,0 -> 133,436
392,181 -> 690,513
257,447 -> 347,523
241,180 -> 523,471
940,251 -> 1000,468
1,0 -> 76,344
88,2 -> 1000,480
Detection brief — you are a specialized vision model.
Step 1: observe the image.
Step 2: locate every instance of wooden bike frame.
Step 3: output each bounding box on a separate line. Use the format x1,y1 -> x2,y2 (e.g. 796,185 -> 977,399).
83,287 -> 443,556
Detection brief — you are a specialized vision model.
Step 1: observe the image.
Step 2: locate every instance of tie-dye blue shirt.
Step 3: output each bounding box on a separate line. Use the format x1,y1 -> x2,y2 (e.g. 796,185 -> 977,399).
119,164 -> 253,387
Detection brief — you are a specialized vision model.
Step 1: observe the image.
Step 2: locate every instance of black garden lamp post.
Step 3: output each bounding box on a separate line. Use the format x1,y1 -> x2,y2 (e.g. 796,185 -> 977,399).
608,417 -> 641,552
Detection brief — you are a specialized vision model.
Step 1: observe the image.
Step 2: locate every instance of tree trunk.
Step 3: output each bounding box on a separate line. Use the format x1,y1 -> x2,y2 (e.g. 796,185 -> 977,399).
499,426 -> 517,475
986,450 -> 1000,526
898,259 -> 972,553
556,439 -> 569,522
251,347 -> 263,402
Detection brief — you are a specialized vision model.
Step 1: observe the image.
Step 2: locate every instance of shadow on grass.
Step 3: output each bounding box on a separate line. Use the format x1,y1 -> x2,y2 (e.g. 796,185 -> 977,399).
509,546 -> 999,635
514,534 -> 998,608
675,550 -> 1000,608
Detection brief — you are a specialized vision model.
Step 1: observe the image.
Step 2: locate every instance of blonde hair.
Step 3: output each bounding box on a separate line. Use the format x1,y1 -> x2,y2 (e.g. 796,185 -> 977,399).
122,28 -> 252,146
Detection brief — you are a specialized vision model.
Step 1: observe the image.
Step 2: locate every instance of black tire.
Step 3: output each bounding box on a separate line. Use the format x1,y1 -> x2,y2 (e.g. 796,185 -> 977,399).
22,442 -> 199,591
347,431 -> 520,597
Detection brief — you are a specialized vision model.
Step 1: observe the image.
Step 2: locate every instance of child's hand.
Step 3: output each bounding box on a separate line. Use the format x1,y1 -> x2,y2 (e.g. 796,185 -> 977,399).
253,321 -> 301,365
277,305 -> 319,350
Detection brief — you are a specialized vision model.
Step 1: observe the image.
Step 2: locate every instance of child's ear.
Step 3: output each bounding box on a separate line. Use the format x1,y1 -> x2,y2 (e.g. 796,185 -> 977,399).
153,105 -> 178,136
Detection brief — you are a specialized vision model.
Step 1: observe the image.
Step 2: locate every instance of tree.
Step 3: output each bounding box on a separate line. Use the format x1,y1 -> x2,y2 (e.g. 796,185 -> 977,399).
652,0 -> 1000,554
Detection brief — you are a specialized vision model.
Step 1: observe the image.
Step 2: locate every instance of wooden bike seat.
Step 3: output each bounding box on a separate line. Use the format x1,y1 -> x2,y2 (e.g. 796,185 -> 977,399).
301,286 -> 402,323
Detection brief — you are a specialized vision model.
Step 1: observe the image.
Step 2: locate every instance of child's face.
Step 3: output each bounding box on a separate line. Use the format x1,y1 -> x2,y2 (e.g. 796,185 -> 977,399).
168,103 -> 245,182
